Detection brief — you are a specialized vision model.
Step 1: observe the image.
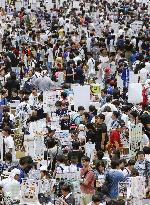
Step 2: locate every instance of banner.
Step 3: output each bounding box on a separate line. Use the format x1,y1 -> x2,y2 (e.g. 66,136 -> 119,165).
72,85 -> 91,111
129,123 -> 143,157
128,83 -> 142,104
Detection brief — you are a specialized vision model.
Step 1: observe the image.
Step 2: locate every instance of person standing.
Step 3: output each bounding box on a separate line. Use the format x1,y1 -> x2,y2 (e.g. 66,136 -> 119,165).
46,44 -> 54,73
106,160 -> 124,199
2,126 -> 15,160
87,53 -> 95,78
80,156 -> 95,205
34,70 -> 54,92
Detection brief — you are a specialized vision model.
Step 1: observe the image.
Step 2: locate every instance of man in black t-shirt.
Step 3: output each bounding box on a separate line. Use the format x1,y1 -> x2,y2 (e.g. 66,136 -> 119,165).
95,114 -> 107,151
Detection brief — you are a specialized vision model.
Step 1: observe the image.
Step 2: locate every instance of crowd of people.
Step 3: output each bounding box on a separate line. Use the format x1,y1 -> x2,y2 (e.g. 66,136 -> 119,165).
0,0 -> 150,204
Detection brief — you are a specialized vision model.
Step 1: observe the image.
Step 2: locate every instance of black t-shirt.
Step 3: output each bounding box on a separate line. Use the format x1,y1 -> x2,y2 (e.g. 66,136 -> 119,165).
95,123 -> 107,150
9,96 -> 21,102
75,67 -> 85,83
68,150 -> 84,164
66,67 -> 74,83
5,79 -> 20,97
86,130 -> 96,144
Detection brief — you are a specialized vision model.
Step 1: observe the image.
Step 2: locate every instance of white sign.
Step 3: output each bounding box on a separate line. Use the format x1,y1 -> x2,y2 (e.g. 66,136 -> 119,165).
21,179 -> 39,203
15,0 -> 22,11
0,132 -> 3,161
43,91 -> 57,113
72,85 -> 91,111
128,83 -> 142,104
129,123 -> 143,157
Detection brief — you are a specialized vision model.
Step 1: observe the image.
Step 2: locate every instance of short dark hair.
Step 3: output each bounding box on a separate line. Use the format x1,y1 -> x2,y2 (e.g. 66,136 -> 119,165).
111,160 -> 119,169
97,150 -> 104,160
3,126 -> 11,135
92,194 -> 101,202
127,159 -> 135,166
89,105 -> 96,112
61,183 -> 71,193
78,106 -> 85,111
81,156 -> 90,162
19,156 -> 33,166
137,151 -> 145,156
101,89 -> 107,94
5,152 -> 12,161
116,199 -> 125,205
107,200 -> 116,205
56,155 -> 65,163
96,160 -> 105,170
119,159 -> 127,165
106,95 -> 112,103
131,168 -> 139,177
98,113 -> 105,121
113,111 -> 120,119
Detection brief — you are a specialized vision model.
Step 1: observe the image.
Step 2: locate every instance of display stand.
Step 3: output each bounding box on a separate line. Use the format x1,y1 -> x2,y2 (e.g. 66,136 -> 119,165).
129,123 -> 143,157
21,179 -> 39,203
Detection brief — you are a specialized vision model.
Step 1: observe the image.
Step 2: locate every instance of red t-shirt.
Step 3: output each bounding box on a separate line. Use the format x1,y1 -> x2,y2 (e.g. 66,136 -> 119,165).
110,130 -> 122,147
80,168 -> 95,194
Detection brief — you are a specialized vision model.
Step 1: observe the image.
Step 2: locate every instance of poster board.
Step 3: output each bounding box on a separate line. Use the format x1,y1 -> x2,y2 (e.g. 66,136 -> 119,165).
15,0 -> 22,11
43,91 -> 57,113
34,135 -> 44,161
72,85 -> 90,111
90,83 -> 101,95
118,182 -> 129,199
129,123 -> 143,157
0,132 -> 3,161
21,179 -> 39,203
128,83 -> 142,104
55,130 -> 70,146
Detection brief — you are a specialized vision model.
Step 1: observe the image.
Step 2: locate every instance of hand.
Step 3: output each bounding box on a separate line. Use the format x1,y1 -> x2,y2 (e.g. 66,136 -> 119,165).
101,144 -> 104,150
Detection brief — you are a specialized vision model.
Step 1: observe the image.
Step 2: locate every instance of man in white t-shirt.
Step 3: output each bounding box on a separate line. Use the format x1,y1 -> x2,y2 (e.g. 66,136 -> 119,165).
87,53 -> 96,77
46,44 -> 54,72
3,126 -> 15,160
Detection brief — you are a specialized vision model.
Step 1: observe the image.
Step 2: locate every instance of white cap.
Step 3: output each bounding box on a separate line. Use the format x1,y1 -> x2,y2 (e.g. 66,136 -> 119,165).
40,166 -> 47,171
10,168 -> 20,177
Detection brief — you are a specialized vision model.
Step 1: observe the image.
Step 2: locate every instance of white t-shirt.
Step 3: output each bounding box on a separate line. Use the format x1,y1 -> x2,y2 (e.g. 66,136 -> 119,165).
139,68 -> 149,83
73,56 -> 82,65
87,58 -> 95,74
46,48 -> 54,62
4,135 -> 15,159
56,163 -> 69,173
145,62 -> 150,72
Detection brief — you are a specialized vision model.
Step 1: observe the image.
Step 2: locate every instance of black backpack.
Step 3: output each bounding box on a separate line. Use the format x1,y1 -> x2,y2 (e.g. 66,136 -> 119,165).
23,78 -> 34,92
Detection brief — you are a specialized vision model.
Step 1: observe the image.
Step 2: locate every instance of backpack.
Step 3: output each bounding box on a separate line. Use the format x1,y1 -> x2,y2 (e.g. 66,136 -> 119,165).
23,78 -> 34,92
70,114 -> 80,130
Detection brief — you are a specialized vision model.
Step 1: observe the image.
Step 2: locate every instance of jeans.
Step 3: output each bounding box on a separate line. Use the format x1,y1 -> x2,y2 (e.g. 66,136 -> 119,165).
47,62 -> 53,72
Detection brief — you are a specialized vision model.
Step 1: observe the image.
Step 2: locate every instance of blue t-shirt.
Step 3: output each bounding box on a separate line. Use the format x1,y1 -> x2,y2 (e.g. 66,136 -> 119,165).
17,166 -> 25,183
106,169 -> 124,198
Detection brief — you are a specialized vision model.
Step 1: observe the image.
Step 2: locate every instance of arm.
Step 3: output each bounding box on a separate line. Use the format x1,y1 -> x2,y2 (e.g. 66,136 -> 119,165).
81,170 -> 94,186
101,132 -> 106,149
